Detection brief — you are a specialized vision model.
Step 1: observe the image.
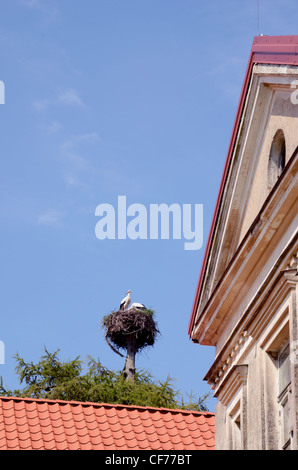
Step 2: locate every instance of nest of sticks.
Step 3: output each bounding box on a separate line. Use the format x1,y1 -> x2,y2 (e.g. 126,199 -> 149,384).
102,308 -> 159,356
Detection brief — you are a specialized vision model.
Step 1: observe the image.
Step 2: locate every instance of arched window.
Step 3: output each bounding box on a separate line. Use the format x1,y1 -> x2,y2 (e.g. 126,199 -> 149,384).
268,129 -> 286,191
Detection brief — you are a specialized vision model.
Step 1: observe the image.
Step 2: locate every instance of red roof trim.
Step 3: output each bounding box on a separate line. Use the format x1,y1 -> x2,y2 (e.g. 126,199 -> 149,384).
188,35 -> 298,337
0,395 -> 214,416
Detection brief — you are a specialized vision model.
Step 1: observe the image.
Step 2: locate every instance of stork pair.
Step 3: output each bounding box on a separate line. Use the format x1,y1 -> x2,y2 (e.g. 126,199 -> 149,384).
119,290 -> 146,311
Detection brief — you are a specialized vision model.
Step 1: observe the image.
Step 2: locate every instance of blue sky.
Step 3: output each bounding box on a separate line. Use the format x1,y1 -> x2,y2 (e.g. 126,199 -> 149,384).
0,0 -> 297,411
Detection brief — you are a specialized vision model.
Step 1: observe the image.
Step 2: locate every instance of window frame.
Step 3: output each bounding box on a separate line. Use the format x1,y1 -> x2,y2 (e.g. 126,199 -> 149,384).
268,129 -> 286,191
277,341 -> 292,450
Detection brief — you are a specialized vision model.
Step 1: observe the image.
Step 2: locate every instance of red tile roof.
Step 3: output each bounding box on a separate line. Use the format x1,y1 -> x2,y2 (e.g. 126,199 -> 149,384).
0,396 -> 215,450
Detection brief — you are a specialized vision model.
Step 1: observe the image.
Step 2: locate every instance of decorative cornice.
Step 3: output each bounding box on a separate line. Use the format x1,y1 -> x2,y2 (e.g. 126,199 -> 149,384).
214,364 -> 249,406
208,331 -> 250,393
191,152 -> 298,345
205,245 -> 298,395
287,250 -> 298,273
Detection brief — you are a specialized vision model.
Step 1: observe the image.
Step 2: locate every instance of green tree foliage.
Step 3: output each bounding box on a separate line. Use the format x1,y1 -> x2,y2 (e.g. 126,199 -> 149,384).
0,349 -> 210,411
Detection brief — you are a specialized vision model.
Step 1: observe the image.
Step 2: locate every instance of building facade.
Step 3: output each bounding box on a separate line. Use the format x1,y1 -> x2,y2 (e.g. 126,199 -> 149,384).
189,36 -> 298,450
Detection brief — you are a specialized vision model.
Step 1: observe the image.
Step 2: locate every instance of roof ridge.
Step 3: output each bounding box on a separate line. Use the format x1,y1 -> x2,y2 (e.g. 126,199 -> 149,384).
0,396 -> 214,416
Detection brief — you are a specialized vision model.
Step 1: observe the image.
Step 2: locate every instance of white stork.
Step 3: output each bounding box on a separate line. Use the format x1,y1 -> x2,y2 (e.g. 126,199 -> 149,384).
130,302 -> 146,310
119,290 -> 131,310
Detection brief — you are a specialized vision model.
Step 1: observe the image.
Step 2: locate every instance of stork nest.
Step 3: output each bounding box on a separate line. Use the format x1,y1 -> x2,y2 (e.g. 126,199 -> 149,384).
101,308 -> 159,355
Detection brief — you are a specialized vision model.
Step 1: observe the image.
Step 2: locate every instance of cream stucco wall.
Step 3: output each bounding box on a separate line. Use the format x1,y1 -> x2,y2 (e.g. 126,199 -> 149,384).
215,286 -> 297,450
240,88 -> 298,241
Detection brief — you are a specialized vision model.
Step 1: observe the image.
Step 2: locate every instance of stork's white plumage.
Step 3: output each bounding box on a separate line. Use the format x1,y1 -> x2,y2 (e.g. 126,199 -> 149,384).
130,302 -> 146,310
119,290 -> 131,310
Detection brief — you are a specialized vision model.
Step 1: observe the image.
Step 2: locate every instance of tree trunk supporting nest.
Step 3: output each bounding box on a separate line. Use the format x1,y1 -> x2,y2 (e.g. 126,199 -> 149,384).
123,334 -> 137,380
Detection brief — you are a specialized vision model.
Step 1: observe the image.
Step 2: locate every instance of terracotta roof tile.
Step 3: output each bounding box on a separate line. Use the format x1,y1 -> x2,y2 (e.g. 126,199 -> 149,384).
0,396 -> 215,450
